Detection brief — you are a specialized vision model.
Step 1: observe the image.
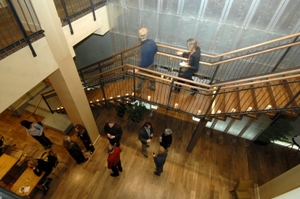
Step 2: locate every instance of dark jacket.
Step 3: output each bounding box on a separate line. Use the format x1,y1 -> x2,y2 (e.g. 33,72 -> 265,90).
33,159 -> 53,177
140,39 -> 158,68
160,133 -> 172,149
138,126 -> 153,144
154,150 -> 168,167
104,123 -> 123,142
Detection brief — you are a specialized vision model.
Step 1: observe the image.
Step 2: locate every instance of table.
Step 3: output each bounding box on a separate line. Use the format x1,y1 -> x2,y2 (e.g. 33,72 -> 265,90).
10,168 -> 45,197
0,154 -> 18,180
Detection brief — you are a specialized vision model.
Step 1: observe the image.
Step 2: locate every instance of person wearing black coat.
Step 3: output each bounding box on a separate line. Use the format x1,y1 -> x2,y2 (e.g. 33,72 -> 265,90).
104,121 -> 123,147
28,159 -> 53,194
174,38 -> 201,95
160,128 -> 173,149
63,136 -> 88,164
75,124 -> 95,154
138,122 -> 153,158
152,147 -> 168,176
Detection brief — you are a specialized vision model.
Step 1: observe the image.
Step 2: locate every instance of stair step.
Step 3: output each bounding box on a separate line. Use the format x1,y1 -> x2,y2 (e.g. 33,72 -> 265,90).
42,112 -> 73,134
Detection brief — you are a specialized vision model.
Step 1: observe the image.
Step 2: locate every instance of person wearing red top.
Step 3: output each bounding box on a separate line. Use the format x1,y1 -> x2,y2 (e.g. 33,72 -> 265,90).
107,144 -> 123,177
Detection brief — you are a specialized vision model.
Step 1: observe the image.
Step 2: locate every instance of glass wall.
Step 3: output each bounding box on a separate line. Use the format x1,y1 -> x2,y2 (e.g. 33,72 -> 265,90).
107,0 -> 300,55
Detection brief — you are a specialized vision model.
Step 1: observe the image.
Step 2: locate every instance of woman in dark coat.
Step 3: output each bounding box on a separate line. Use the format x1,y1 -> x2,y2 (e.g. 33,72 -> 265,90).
174,38 -> 201,95
63,136 -> 88,164
75,124 -> 95,154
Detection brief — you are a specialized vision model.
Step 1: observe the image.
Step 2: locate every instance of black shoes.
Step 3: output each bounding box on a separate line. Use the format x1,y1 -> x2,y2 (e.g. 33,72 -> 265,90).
153,171 -> 160,176
44,144 -> 52,150
110,173 -> 119,177
118,168 -> 123,172
142,153 -> 148,158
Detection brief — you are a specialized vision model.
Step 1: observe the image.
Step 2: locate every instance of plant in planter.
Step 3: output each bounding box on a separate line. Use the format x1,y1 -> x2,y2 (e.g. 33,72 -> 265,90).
254,116 -> 293,145
126,103 -> 148,122
115,103 -> 127,118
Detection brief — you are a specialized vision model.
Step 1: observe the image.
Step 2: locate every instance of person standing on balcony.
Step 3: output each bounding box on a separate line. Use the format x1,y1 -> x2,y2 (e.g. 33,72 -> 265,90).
173,38 -> 201,95
138,121 -> 153,157
75,124 -> 95,155
135,28 -> 158,93
20,120 -> 52,150
104,121 -> 123,147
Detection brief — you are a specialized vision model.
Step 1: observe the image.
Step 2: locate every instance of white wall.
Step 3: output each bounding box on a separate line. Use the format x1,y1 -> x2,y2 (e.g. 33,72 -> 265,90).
0,6 -> 110,113
0,38 -> 58,113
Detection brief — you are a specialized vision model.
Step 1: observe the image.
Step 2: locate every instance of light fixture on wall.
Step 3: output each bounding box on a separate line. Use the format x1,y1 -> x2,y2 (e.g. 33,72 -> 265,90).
246,107 -> 252,111
174,103 -> 178,109
265,105 -> 272,110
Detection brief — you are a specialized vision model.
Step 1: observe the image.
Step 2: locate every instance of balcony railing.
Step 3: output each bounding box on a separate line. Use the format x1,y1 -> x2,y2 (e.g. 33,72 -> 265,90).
78,33 -> 300,87
0,0 -> 106,59
0,0 -> 44,59
80,64 -> 300,120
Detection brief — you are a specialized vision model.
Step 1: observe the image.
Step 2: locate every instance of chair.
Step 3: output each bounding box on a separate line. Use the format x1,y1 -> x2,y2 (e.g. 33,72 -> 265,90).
230,179 -> 254,199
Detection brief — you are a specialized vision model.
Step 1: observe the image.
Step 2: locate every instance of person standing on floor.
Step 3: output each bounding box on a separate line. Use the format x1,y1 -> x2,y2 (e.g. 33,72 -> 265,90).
174,38 -> 201,95
107,144 -> 123,177
138,121 -> 153,157
75,124 -> 95,155
63,136 -> 88,164
159,128 -> 173,149
104,121 -> 123,147
152,146 -> 168,176
20,120 -> 52,150
135,28 -> 158,93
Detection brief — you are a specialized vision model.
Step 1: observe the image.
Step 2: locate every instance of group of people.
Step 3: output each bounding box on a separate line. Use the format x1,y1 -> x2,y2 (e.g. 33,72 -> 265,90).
135,27 -> 201,96
103,119 -> 173,177
20,27 -> 195,185
138,121 -> 172,176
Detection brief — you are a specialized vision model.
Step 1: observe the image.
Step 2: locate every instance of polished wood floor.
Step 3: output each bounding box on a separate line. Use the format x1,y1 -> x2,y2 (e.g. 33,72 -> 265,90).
0,107 -> 299,199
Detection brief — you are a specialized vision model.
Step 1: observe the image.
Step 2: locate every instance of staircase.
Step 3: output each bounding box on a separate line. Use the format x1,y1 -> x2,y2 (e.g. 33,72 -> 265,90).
10,82 -> 73,134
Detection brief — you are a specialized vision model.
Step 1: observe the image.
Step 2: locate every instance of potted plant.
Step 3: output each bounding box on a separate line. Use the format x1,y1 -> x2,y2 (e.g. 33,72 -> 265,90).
126,104 -> 148,122
254,116 -> 293,145
115,103 -> 127,118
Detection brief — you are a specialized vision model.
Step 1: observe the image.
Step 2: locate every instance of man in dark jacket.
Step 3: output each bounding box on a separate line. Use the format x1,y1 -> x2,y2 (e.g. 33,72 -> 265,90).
160,128 -> 173,149
138,122 -> 153,157
104,121 -> 123,147
152,147 -> 168,176
135,28 -> 158,93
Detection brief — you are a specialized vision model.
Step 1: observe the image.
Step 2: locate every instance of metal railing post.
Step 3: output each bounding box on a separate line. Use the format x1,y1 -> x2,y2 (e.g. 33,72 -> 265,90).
89,0 -> 96,21
61,0 -> 74,35
6,0 -> 37,57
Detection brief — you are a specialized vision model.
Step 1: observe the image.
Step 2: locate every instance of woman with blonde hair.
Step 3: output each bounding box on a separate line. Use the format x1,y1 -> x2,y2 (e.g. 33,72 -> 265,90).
27,158 -> 53,194
63,136 -> 88,164
174,38 -> 201,95
75,124 -> 95,154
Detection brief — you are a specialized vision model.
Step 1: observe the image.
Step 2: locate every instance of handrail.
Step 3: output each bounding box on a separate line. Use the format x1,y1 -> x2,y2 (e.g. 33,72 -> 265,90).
27,97 -> 43,122
79,44 -> 141,71
157,32 -> 300,59
82,64 -> 300,92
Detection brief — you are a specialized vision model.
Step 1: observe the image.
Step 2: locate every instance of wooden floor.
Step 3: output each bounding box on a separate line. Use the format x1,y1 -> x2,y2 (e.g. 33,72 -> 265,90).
0,107 -> 299,199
